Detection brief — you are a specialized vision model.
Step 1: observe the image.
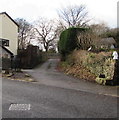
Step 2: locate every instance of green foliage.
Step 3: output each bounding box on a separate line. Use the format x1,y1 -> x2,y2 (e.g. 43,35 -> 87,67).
58,27 -> 87,60
48,48 -> 56,53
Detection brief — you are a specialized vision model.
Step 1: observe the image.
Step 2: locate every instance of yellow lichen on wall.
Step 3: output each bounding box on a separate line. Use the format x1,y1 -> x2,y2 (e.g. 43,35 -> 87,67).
67,50 -> 115,84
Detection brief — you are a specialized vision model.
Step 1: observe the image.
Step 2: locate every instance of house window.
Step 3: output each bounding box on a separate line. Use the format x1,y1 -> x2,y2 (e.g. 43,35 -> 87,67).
1,39 -> 9,46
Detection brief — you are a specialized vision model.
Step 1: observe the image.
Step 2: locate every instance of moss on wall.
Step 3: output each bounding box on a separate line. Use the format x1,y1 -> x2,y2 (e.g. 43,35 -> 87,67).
68,50 -> 116,85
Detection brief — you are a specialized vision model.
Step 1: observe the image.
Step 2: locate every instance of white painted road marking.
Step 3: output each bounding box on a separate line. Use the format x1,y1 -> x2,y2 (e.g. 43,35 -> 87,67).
9,104 -> 31,111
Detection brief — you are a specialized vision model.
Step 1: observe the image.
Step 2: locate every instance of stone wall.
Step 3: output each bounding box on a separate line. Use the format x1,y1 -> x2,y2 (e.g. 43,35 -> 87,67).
69,50 -> 116,85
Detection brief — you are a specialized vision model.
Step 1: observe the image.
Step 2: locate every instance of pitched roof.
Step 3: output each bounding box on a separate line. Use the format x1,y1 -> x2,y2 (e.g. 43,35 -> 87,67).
99,37 -> 116,45
0,12 -> 19,27
0,45 -> 13,56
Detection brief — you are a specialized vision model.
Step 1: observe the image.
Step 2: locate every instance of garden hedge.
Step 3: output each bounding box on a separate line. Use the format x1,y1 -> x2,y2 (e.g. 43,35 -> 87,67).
58,27 -> 87,60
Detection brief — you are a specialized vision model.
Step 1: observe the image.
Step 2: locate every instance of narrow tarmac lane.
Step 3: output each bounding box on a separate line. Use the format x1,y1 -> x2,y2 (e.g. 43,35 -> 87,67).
2,59 -> 119,118
23,59 -> 118,97
2,78 -> 118,118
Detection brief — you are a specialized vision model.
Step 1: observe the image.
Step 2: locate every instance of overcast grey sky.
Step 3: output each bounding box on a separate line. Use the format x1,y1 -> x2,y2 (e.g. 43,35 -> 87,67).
0,0 -> 118,28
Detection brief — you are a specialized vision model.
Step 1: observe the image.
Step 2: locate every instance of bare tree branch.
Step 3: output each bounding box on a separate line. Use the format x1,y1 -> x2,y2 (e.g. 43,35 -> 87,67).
57,5 -> 89,28
15,18 -> 33,49
33,18 -> 58,52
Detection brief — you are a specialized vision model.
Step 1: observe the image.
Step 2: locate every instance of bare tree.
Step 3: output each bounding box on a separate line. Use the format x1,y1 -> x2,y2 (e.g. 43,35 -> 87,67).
15,18 -> 33,49
77,29 -> 101,50
57,5 -> 89,28
100,27 -> 119,47
89,23 -> 109,36
77,23 -> 111,50
33,18 -> 58,52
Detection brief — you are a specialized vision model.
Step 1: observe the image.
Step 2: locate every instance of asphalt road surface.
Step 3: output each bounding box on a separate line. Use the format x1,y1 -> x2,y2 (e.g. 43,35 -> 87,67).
2,59 -> 118,118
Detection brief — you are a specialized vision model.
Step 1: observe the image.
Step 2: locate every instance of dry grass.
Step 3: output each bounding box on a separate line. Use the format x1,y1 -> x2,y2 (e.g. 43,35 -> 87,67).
59,50 -> 115,82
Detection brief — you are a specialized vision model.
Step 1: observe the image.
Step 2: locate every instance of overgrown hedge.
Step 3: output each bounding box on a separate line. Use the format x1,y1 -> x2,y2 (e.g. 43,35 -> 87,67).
58,27 -> 87,60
